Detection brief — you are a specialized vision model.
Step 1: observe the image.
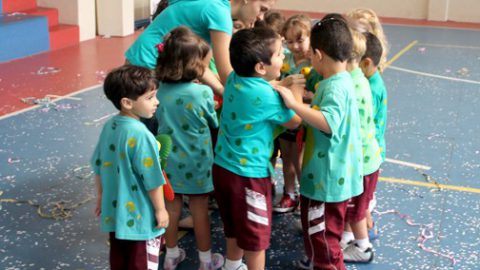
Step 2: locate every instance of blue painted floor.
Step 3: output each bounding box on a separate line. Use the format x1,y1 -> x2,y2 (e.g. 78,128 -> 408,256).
0,24 -> 479,269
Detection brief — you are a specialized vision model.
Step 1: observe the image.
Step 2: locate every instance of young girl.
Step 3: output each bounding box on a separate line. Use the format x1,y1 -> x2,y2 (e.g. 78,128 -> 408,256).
273,14 -> 312,213
155,26 -> 223,270
346,8 -> 389,72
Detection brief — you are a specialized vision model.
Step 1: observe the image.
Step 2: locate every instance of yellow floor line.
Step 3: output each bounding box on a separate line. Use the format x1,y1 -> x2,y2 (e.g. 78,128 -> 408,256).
379,176 -> 480,194
384,40 -> 418,69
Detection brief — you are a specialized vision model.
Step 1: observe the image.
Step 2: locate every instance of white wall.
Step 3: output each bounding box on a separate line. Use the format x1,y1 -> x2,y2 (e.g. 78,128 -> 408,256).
135,0 -> 151,21
97,0 -> 134,37
38,0 -> 96,41
448,0 -> 480,23
274,0 -> 480,23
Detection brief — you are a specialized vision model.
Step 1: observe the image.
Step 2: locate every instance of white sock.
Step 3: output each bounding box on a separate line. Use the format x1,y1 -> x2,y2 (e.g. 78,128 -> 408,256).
166,246 -> 180,258
355,238 -> 371,250
224,258 -> 242,270
286,192 -> 296,200
341,231 -> 354,244
199,249 -> 212,263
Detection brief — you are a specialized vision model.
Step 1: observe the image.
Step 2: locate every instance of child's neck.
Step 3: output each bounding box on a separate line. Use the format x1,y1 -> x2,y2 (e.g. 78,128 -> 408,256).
119,110 -> 139,120
347,60 -> 359,72
293,54 -> 308,66
321,58 -> 347,79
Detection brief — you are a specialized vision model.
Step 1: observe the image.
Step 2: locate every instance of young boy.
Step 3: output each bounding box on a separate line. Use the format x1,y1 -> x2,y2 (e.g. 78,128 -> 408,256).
340,29 -> 382,263
213,27 -> 303,270
91,65 -> 169,270
275,17 -> 363,270
360,31 -> 388,239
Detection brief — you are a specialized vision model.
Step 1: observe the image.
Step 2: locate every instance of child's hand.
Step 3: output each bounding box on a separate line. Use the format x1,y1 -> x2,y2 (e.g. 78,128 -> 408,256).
95,196 -> 102,217
155,207 -> 169,229
281,74 -> 306,89
274,85 -> 298,109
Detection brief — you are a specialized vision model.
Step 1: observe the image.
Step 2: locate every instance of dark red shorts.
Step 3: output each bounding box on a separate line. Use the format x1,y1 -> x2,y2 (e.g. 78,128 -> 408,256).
300,196 -> 348,270
109,232 -> 163,270
346,170 -> 379,222
213,164 -> 272,251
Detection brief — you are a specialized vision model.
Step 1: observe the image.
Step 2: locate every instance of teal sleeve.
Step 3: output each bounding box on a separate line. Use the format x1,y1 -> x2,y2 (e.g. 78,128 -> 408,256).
202,87 -> 219,129
202,2 -> 233,34
266,91 -> 295,125
320,90 -> 345,138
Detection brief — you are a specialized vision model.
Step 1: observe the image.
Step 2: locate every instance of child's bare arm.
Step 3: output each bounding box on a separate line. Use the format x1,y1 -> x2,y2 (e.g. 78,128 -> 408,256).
275,86 -> 332,134
94,175 -> 102,217
277,84 -> 303,129
148,187 -> 169,228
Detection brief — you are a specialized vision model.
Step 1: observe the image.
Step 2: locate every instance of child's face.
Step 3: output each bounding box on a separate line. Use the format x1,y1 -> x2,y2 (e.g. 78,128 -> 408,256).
129,88 -> 159,119
238,0 -> 274,27
284,29 -> 310,60
262,39 -> 285,81
359,57 -> 377,78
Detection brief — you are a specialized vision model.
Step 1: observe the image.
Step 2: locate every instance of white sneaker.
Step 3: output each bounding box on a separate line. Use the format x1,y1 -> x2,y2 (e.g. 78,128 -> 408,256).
340,240 -> 353,251
199,253 -> 225,270
163,248 -> 186,270
343,243 -> 374,263
221,262 -> 248,270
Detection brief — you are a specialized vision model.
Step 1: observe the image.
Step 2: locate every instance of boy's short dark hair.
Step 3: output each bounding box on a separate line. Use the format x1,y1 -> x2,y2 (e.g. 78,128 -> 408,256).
230,27 -> 279,77
104,65 -> 157,110
156,26 -> 210,83
362,32 -> 383,67
310,17 -> 352,62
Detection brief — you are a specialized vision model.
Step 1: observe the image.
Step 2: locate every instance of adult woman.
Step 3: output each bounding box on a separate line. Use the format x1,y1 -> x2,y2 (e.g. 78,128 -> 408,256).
125,0 -> 275,94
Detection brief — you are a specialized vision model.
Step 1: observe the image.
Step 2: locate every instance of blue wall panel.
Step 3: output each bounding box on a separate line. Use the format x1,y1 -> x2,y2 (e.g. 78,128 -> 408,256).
0,14 -> 50,62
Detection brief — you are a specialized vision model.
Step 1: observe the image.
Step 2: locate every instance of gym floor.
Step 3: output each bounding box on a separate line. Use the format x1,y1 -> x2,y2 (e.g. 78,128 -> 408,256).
0,19 -> 479,270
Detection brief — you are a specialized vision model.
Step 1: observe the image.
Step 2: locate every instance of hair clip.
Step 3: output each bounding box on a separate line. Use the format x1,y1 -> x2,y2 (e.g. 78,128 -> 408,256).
316,17 -> 339,27
156,42 -> 165,53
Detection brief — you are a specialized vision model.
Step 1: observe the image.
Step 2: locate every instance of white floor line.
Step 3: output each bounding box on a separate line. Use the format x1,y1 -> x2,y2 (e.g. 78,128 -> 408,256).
388,65 -> 480,85
45,94 -> 83,101
417,43 -> 480,50
0,84 -> 102,121
385,158 -> 431,170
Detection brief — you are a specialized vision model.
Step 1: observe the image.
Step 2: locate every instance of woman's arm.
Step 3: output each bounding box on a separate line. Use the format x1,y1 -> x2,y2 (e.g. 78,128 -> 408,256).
210,30 -> 233,85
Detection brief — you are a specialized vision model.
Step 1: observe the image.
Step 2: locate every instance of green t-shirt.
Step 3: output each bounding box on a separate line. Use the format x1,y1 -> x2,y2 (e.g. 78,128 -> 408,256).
156,82 -> 218,194
214,72 -> 295,178
300,71 -> 363,203
91,116 -> 166,240
369,71 -> 387,162
350,67 -> 382,175
125,0 -> 233,69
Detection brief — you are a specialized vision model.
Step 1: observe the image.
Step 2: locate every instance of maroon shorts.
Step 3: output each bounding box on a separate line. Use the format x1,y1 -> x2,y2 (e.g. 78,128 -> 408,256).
346,170 -> 380,222
300,196 -> 348,270
109,232 -> 163,270
213,164 -> 272,251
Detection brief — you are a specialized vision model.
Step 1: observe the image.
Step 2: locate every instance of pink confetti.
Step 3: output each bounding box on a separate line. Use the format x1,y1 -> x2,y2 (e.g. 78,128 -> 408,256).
374,209 -> 457,266
7,158 -> 20,164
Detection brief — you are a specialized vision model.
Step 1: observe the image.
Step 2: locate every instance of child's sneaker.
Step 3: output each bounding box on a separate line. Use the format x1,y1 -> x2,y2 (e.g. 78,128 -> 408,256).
221,263 -> 248,270
199,253 -> 225,270
340,240 -> 353,251
273,194 -> 299,213
343,243 -> 374,263
163,248 -> 186,270
293,256 -> 312,269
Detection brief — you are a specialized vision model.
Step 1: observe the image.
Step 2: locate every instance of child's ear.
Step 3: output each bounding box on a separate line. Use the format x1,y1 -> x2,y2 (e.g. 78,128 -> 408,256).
360,57 -> 372,69
313,48 -> 323,61
120,97 -> 133,110
254,62 -> 267,76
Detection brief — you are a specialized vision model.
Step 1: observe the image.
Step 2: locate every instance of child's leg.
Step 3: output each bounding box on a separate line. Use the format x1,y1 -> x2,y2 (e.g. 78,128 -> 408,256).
244,250 -> 265,270
300,196 -> 348,270
109,232 -> 163,270
165,195 -> 183,248
279,138 -> 297,195
188,194 -> 211,251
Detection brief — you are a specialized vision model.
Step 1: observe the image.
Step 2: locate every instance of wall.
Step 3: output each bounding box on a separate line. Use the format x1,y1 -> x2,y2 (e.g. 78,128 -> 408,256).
274,0 -> 480,23
135,0 -> 151,21
38,0 -> 96,41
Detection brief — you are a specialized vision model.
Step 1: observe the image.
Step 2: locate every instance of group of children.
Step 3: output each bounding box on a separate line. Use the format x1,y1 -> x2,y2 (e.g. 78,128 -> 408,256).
91,6 -> 388,270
